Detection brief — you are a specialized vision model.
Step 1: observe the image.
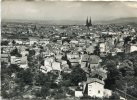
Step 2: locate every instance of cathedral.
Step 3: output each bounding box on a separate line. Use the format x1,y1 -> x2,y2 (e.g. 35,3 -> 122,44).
86,17 -> 92,27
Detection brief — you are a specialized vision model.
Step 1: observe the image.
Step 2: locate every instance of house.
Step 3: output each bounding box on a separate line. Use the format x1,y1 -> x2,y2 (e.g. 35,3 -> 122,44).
80,54 -> 89,71
115,47 -> 124,53
84,78 -> 104,98
1,53 -> 10,63
67,53 -> 79,59
51,61 -> 61,71
75,91 -> 83,97
29,37 -> 39,46
88,55 -> 102,70
82,78 -> 112,98
39,38 -> 49,45
14,39 -> 23,45
20,56 -> 28,69
10,56 -> 21,65
43,57 -> 62,72
44,58 -> 52,66
86,46 -> 95,54
81,54 -> 89,62
69,58 -> 80,67
10,55 -> 28,69
99,42 -> 106,53
130,44 -> 137,52
61,45 -> 70,52
90,69 -> 107,81
109,48 -> 117,56
55,54 -> 63,61
70,40 -> 79,44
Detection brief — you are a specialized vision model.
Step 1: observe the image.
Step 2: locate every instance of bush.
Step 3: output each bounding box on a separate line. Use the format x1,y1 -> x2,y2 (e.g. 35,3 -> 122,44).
68,90 -> 75,96
54,93 -> 66,99
1,40 -> 9,46
80,95 -> 93,100
109,92 -> 120,100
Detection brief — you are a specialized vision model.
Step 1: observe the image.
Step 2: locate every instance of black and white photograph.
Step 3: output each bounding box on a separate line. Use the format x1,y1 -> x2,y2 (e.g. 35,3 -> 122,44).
1,0 -> 137,100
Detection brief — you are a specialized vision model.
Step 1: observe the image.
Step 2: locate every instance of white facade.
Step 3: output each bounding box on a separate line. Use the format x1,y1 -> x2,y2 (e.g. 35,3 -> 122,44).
88,82 -> 104,98
10,56 -> 21,65
15,40 -> 23,44
99,43 -> 106,53
39,39 -> 49,45
70,40 -> 79,44
52,62 -> 61,71
20,64 -> 28,69
82,78 -> 112,98
108,32 -> 117,35
130,45 -> 137,52
75,91 -> 83,97
29,39 -> 38,46
67,54 -> 79,59
104,89 -> 112,98
44,59 -> 52,72
10,56 -> 28,69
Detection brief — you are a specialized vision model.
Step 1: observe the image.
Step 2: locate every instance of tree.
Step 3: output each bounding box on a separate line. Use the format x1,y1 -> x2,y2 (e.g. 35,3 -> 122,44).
7,64 -> 23,76
104,61 -> 122,90
17,68 -> 33,85
1,40 -> 9,46
35,86 -> 50,98
29,49 -> 35,56
62,53 -> 72,68
124,36 -> 131,45
94,45 -> 100,56
10,48 -> 22,57
35,71 -> 50,86
12,40 -> 16,45
70,67 -> 87,86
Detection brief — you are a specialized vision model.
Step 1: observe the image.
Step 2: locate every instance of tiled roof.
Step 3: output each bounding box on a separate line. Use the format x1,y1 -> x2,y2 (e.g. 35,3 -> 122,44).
86,78 -> 104,85
88,55 -> 100,64
81,54 -> 89,62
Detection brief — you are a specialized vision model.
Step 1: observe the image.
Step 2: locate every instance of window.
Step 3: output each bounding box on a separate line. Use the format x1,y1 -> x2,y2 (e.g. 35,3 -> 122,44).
98,90 -> 100,94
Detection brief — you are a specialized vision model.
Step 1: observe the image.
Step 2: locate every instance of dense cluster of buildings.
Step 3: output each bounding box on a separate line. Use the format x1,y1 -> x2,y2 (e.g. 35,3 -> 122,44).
1,20 -> 137,99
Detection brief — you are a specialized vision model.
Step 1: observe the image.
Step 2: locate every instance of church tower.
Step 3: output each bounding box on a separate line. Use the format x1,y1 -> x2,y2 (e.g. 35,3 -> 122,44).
86,17 -> 89,27
86,16 -> 92,27
89,17 -> 92,26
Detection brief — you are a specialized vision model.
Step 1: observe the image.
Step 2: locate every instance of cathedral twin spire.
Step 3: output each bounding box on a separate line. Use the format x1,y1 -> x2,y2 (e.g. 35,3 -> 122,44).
86,17 -> 92,27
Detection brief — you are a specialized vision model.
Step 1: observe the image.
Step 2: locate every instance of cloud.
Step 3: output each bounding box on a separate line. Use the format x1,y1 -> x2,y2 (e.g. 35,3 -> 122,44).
124,2 -> 137,8
1,1 -> 137,21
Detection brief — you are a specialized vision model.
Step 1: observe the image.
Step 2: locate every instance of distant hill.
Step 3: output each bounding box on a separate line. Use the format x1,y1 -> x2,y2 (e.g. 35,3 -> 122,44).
2,17 -> 137,25
97,17 -> 137,24
2,19 -> 85,25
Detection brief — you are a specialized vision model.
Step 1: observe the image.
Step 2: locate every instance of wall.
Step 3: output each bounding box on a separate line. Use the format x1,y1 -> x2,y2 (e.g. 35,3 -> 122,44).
75,91 -> 83,97
130,45 -> 137,52
88,82 -> 104,98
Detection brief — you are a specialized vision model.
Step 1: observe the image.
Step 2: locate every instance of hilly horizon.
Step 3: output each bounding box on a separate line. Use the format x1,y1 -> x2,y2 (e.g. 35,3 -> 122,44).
2,17 -> 137,25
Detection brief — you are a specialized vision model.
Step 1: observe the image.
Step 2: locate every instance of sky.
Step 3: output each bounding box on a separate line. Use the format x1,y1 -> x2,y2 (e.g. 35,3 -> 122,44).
1,1 -> 137,21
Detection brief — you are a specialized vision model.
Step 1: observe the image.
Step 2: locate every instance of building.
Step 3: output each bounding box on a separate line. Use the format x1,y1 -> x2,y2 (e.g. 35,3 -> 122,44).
10,56 -> 21,65
86,46 -> 95,54
1,53 -> 10,63
52,61 -> 61,71
10,55 -> 28,69
39,38 -> 49,45
99,42 -> 106,53
130,44 -> 137,52
29,37 -> 39,46
86,17 -> 92,28
82,78 -> 112,98
88,55 -> 102,70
